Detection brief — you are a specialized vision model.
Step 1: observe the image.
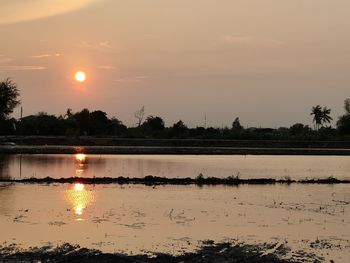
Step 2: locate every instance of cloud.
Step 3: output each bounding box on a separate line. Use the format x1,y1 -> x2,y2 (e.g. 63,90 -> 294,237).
81,41 -> 115,52
0,65 -> 46,71
114,78 -> 141,83
0,0 -> 102,24
0,57 -> 13,63
220,35 -> 285,47
135,75 -> 151,80
114,76 -> 151,83
98,65 -> 116,70
30,53 -> 60,58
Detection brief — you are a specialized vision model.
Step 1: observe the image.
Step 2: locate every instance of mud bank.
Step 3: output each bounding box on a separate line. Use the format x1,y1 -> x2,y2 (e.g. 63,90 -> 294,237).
1,145 -> 350,155
0,242 -> 316,263
2,137 -> 350,148
1,175 -> 349,185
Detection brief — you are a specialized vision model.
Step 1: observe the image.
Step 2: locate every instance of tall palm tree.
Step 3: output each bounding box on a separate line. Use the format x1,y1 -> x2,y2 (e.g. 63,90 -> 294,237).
321,107 -> 333,126
311,105 -> 323,130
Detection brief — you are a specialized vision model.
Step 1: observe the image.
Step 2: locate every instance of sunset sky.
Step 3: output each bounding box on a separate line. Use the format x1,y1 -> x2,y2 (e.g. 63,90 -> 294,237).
0,0 -> 349,127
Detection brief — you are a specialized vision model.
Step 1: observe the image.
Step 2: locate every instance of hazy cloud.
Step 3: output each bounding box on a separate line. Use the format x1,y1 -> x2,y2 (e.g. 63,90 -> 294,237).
0,65 -> 46,71
220,35 -> 285,47
114,76 -> 150,83
98,65 -> 116,70
0,0 -> 102,24
135,76 -> 151,80
81,41 -> 115,52
0,57 -> 13,63
30,54 -> 61,58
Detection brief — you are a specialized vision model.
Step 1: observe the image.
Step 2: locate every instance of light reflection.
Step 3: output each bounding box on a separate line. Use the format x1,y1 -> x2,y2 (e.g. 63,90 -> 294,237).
66,183 -> 94,218
75,153 -> 86,163
75,154 -> 87,177
74,183 -> 84,191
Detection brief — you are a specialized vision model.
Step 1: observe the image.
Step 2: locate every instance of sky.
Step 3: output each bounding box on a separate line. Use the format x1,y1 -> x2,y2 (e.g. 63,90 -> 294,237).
0,0 -> 349,128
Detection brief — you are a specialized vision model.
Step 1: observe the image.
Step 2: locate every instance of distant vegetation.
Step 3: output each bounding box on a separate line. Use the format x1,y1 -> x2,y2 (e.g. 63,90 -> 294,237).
0,78 -> 349,140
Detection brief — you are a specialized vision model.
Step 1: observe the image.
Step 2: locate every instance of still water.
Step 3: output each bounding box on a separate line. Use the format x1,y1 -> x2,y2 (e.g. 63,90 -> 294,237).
1,154 -> 350,180
0,183 -> 349,262
0,154 -> 349,262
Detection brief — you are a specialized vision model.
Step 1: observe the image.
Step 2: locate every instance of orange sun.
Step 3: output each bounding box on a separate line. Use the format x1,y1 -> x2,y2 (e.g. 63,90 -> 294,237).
75,71 -> 86,82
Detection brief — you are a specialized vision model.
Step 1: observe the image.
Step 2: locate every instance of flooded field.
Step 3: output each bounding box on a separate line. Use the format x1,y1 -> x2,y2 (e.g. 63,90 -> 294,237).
0,183 -> 349,262
0,154 -> 349,262
1,154 -> 350,180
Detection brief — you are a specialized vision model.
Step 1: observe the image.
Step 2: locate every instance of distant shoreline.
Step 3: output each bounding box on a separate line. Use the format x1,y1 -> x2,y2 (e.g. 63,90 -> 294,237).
0,145 -> 350,155
1,137 -> 350,155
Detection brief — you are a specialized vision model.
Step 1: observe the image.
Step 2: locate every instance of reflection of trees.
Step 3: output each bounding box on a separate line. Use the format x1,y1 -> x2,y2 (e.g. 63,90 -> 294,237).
0,155 -> 15,214
19,154 -> 68,168
0,154 -> 10,180
8,154 -> 107,179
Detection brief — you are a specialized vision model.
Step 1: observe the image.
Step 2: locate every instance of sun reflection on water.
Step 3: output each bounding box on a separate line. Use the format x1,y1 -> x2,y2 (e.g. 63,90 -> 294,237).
75,153 -> 86,163
75,153 -> 87,177
74,183 -> 84,191
66,183 -> 94,219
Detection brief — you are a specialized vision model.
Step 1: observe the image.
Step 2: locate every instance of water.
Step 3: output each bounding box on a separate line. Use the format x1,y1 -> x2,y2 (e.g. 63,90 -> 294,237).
1,154 -> 350,180
0,183 -> 349,262
0,154 -> 349,262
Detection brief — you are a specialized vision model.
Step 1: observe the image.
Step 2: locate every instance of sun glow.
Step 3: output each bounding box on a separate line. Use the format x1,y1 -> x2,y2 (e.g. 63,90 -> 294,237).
75,71 -> 86,82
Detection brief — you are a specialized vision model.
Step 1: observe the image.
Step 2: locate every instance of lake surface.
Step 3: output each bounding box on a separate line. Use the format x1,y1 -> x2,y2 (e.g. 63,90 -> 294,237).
1,154 -> 350,180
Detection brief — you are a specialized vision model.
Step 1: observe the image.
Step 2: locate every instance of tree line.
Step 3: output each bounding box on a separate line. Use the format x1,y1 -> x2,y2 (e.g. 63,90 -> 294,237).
1,78 -> 349,139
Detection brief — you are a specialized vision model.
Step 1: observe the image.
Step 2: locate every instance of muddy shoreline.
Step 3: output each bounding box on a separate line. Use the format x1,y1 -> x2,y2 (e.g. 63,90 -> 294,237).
2,137 -> 350,148
0,241 -> 317,263
1,137 -> 350,155
1,175 -> 349,185
1,145 -> 350,155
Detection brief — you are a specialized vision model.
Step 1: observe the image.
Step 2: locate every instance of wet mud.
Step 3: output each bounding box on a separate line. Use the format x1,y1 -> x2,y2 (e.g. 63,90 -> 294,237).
1,175 -> 349,185
0,241 -> 318,263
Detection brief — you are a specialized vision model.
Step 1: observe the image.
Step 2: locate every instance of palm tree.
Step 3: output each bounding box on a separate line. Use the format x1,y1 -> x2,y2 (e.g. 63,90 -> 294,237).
321,107 -> 333,126
311,105 -> 323,130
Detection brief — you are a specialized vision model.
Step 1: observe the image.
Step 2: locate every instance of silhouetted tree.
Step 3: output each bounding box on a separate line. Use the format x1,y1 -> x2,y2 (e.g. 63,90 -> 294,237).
110,117 -> 127,136
0,78 -> 20,120
20,112 -> 64,135
134,106 -> 145,127
321,107 -> 333,126
232,117 -> 243,131
173,120 -> 187,131
64,108 -> 73,119
344,98 -> 350,114
337,98 -> 350,134
171,120 -> 188,137
74,109 -> 91,135
89,110 -> 110,135
142,116 -> 165,131
311,105 -> 323,130
289,123 -> 311,137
